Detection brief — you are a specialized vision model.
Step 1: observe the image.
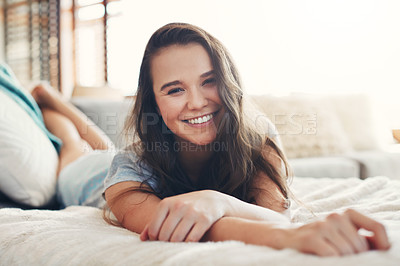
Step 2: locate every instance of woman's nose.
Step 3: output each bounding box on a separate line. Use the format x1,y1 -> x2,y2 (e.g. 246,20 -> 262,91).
187,87 -> 208,110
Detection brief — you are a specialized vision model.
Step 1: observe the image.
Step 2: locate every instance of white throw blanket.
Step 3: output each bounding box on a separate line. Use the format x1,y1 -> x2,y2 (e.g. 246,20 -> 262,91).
1,176 -> 399,266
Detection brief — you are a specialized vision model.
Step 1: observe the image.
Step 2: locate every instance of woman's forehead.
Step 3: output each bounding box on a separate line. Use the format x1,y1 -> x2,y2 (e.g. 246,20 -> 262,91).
150,43 -> 213,87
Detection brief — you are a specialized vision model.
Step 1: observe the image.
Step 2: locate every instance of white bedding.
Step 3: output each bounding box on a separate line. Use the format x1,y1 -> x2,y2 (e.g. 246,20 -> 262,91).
1,176 -> 400,266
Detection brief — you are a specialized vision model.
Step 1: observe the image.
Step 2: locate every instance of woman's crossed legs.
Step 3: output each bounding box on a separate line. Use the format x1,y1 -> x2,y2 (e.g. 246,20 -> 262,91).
31,84 -> 115,175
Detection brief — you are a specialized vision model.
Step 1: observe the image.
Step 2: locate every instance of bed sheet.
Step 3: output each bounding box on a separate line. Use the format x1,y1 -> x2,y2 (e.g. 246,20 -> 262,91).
1,176 -> 399,266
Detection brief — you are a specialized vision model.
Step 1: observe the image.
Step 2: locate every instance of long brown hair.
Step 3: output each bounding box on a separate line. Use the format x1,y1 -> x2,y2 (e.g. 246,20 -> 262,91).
117,23 -> 291,206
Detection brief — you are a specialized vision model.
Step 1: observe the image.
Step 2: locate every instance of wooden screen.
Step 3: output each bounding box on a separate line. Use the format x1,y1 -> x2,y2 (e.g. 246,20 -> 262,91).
4,0 -> 60,90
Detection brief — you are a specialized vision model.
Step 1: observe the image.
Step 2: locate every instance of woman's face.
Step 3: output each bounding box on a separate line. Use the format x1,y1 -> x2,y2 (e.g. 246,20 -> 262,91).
151,43 -> 224,146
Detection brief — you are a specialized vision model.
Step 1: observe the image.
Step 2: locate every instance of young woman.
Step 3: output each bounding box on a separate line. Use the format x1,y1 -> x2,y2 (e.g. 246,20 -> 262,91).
34,23 -> 390,257
102,23 -> 390,256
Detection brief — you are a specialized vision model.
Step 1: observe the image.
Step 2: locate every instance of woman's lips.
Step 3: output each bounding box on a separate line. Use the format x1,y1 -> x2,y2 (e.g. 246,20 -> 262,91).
183,111 -> 219,126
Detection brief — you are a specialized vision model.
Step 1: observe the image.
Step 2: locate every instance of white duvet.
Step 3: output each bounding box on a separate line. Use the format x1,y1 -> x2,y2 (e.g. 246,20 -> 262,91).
1,176 -> 400,266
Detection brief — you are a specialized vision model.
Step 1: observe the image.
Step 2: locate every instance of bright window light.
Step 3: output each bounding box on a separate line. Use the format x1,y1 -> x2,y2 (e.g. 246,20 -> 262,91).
106,1 -> 122,16
76,0 -> 102,7
77,4 -> 105,21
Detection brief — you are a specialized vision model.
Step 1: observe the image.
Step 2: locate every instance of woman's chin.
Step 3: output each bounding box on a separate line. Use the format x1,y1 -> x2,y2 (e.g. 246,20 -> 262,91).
175,134 -> 216,147
173,139 -> 217,153
190,136 -> 217,147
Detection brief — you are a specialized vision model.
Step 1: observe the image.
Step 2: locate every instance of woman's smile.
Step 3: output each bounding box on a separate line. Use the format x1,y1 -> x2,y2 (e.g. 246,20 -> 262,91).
183,110 -> 220,126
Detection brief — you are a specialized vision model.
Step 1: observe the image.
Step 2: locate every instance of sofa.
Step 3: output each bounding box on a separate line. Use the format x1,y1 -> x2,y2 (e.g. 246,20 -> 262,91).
71,93 -> 400,180
1,93 -> 399,209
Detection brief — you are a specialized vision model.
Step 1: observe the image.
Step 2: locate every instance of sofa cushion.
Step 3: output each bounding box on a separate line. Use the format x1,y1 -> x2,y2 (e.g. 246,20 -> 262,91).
321,94 -> 388,150
251,95 -> 353,159
345,150 -> 400,179
292,93 -> 392,150
289,157 -> 360,178
72,97 -> 132,148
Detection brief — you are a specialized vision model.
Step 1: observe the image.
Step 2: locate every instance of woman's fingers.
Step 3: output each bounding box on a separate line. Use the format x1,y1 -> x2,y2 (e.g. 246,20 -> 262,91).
184,220 -> 212,242
146,201 -> 171,241
290,209 -> 390,257
310,238 -> 340,257
338,225 -> 369,253
146,199 -> 198,242
326,213 -> 368,254
344,209 -> 391,250
158,213 -> 184,241
141,191 -> 226,242
140,224 -> 149,241
289,225 -> 339,257
169,218 -> 195,242
324,230 -> 355,255
323,210 -> 389,255
164,211 -> 213,242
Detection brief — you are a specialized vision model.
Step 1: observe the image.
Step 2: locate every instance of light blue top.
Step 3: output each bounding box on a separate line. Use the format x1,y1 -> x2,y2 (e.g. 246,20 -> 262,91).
103,149 -> 160,193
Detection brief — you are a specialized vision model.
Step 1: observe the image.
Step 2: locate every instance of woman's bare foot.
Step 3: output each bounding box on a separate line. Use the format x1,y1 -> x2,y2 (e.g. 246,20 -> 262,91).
31,83 -> 66,110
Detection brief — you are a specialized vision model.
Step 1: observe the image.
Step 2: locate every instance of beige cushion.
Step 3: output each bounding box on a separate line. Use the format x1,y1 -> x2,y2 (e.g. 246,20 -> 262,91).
251,94 -> 353,159
324,94 -> 385,150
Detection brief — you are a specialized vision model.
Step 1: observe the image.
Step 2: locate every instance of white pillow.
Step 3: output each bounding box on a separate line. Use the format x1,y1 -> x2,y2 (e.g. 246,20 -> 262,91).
0,90 -> 59,206
251,95 -> 353,159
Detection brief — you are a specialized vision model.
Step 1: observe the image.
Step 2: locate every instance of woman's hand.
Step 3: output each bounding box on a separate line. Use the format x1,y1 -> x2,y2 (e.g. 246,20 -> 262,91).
140,190 -> 231,242
282,209 -> 391,256
139,188 -> 290,243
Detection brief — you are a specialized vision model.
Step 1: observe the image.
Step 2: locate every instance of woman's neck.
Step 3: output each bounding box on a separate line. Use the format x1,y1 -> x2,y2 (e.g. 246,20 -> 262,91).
176,141 -> 214,184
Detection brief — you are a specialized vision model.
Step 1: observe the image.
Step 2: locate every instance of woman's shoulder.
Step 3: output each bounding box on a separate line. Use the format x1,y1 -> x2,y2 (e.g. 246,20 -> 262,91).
113,147 -> 139,163
104,147 -> 159,192
110,146 -> 152,173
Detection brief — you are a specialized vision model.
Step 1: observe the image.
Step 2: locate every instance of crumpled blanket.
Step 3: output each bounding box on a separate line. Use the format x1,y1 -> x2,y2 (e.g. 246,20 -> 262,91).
0,176 -> 399,266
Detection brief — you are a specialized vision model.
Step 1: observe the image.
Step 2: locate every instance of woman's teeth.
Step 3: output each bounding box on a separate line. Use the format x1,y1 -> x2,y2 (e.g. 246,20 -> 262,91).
187,114 -> 213,124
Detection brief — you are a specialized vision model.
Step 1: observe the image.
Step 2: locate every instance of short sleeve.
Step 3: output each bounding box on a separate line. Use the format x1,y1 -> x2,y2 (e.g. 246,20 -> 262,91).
103,150 -> 159,192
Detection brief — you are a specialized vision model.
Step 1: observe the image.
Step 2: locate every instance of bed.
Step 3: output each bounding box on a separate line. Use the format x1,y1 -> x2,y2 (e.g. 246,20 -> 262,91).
1,176 -> 399,266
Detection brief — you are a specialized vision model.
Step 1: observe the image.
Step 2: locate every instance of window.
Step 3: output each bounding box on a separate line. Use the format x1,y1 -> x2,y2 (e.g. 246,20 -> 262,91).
2,0 -> 122,95
73,0 -> 122,90
3,0 -> 60,90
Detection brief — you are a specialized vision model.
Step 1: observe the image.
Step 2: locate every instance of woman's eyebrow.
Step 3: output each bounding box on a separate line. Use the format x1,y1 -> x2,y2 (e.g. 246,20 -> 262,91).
160,70 -> 215,91
201,70 -> 215,78
160,80 -> 181,91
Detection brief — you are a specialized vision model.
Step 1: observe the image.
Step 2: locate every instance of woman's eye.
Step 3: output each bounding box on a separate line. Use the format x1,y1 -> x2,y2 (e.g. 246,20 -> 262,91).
202,78 -> 216,86
167,88 -> 184,95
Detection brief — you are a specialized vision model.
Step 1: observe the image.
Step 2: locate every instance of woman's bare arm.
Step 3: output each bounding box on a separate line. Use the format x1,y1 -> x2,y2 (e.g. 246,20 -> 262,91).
105,181 -> 161,233
202,210 -> 390,256
105,181 -> 286,247
105,180 -> 289,237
